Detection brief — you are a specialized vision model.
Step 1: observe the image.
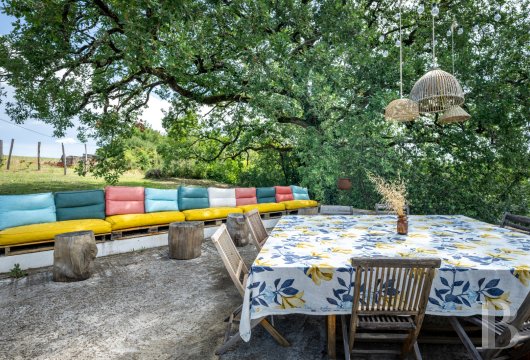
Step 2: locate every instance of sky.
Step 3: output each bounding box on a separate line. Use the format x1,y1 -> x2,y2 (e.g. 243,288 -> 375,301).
0,12 -> 170,158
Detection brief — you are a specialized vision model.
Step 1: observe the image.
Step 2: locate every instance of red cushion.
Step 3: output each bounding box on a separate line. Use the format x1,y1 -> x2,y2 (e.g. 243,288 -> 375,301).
235,187 -> 257,206
275,186 -> 294,202
105,186 -> 145,216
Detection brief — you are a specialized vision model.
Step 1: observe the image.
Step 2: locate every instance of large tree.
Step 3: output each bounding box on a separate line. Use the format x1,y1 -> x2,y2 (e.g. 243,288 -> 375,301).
0,0 -> 528,220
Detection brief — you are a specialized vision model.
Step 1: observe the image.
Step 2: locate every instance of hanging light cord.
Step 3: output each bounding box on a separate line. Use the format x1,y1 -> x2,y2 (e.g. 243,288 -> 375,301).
451,20 -> 455,73
399,0 -> 403,98
432,12 -> 436,67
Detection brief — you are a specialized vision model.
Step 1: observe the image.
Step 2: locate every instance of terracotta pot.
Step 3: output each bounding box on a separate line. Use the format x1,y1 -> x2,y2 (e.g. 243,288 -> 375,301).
397,215 -> 408,235
337,178 -> 352,190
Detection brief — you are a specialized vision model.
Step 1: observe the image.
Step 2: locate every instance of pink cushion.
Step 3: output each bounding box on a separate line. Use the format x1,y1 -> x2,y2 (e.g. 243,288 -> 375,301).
275,186 -> 294,202
235,187 -> 257,206
105,186 -> 145,216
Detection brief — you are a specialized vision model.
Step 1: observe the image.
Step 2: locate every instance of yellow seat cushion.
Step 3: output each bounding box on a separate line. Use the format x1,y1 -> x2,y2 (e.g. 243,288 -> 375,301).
238,203 -> 285,213
0,219 -> 111,246
281,200 -> 319,210
182,207 -> 243,221
106,211 -> 185,231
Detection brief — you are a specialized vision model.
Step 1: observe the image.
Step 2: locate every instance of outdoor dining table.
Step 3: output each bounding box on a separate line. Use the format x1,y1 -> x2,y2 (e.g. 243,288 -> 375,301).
239,214 -> 530,358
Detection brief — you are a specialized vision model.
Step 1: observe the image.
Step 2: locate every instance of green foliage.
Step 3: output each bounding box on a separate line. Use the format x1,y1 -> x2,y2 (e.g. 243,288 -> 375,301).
9,263 -> 27,279
0,0 -> 528,222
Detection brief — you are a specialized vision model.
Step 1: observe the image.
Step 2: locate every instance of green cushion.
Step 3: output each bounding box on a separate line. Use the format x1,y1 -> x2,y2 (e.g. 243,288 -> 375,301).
55,190 -> 105,221
178,186 -> 209,210
257,187 -> 276,204
290,185 -> 310,200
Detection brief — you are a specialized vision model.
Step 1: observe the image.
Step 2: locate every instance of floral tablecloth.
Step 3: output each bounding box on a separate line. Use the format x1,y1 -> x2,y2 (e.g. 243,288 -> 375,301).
239,215 -> 530,341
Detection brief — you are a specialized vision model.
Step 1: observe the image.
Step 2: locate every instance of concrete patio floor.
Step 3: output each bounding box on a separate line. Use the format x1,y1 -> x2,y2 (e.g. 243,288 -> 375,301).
0,240 -> 472,360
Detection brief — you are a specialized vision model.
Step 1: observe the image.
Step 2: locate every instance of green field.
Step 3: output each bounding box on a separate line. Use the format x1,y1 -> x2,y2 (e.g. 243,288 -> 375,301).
0,156 -> 226,195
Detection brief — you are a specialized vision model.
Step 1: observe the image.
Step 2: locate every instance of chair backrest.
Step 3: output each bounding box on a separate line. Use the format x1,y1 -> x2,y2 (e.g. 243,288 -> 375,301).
245,209 -> 268,251
375,203 -> 410,215
496,289 -> 530,349
500,212 -> 530,234
319,205 -> 354,215
350,257 -> 441,316
211,224 -> 249,297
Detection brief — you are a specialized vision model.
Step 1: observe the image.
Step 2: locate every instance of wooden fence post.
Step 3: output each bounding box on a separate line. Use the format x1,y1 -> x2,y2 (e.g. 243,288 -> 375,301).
37,141 -> 41,170
7,138 -> 14,170
0,139 -> 3,167
62,142 -> 67,175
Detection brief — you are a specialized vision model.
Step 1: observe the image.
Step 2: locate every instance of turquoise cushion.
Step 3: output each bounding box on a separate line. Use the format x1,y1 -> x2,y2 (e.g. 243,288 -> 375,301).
0,193 -> 56,230
55,190 -> 105,221
178,186 -> 209,210
257,187 -> 276,204
145,188 -> 179,212
291,185 -> 310,200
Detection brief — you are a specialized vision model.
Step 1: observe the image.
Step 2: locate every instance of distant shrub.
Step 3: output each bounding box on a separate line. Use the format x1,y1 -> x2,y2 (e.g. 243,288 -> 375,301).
145,168 -> 165,179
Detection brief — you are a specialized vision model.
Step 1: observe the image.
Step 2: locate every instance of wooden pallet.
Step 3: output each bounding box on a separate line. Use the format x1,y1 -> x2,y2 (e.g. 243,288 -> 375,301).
260,211 -> 285,220
0,233 -> 110,256
111,224 -> 171,240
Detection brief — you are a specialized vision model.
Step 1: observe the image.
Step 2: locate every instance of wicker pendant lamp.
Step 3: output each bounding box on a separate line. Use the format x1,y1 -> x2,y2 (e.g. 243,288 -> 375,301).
439,105 -> 470,123
385,0 -> 419,122
410,8 -> 465,113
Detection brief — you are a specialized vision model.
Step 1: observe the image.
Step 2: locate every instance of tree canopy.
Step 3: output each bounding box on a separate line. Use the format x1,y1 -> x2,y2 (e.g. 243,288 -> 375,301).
0,0 -> 529,222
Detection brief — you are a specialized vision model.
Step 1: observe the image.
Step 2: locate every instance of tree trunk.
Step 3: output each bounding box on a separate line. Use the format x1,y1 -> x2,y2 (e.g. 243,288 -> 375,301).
53,231 -> 98,282
226,213 -> 250,247
168,221 -> 203,259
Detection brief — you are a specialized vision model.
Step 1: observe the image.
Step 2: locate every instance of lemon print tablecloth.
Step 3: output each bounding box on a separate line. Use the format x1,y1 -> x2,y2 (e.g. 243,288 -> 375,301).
239,215 -> 530,341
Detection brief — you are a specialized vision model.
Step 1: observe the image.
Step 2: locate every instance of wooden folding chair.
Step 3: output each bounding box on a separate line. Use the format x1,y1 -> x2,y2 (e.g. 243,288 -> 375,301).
341,257 -> 441,360
244,209 -> 268,252
500,212 -> 530,235
375,203 -> 410,215
211,224 -> 289,354
450,290 -> 530,360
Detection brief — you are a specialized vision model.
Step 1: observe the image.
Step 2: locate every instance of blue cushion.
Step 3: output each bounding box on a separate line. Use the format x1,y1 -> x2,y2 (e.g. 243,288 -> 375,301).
257,187 -> 276,204
0,193 -> 56,230
290,185 -> 310,200
145,188 -> 179,212
178,186 -> 209,210
55,190 -> 105,221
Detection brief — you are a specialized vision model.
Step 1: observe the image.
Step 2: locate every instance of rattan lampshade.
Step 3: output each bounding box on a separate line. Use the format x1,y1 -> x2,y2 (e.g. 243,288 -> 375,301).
385,99 -> 419,122
410,68 -> 464,113
439,105 -> 470,124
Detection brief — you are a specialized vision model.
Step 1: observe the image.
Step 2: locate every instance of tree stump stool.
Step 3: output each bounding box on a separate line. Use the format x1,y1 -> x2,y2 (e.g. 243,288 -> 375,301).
168,221 -> 204,260
53,231 -> 98,282
298,207 -> 319,215
226,213 -> 250,247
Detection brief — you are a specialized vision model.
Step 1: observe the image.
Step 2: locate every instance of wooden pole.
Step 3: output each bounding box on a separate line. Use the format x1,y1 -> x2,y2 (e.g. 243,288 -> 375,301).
84,143 -> 88,172
37,141 -> 41,170
62,142 -> 67,175
7,138 -> 14,170
0,139 -> 3,167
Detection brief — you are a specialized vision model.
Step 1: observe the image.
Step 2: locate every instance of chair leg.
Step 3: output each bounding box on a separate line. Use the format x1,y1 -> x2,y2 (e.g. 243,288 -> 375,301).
216,317 -> 261,355
260,318 -> 290,347
413,342 -> 422,360
449,317 -> 484,360
341,315 -> 350,360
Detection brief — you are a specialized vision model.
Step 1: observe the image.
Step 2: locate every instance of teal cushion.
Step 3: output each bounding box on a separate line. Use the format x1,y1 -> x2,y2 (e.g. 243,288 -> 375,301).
0,193 -> 56,230
55,190 -> 105,221
257,187 -> 277,204
178,186 -> 209,210
145,188 -> 179,212
290,185 -> 310,200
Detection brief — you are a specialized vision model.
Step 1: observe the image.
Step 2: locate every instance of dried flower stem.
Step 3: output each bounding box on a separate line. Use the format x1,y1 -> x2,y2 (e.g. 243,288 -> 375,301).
367,172 -> 408,216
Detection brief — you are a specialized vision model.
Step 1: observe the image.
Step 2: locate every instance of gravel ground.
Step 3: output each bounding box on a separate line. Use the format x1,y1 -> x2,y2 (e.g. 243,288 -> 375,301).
0,240 -> 472,360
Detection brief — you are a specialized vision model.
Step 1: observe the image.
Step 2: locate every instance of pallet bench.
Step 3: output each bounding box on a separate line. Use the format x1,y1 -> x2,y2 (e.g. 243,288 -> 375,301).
0,233 -> 110,256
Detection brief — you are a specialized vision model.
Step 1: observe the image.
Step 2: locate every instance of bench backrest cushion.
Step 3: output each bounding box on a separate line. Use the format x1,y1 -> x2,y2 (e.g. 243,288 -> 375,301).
105,186 -> 145,216
55,190 -> 106,221
0,193 -> 56,230
290,185 -> 310,200
208,187 -> 236,208
275,186 -> 294,202
235,187 -> 257,206
145,188 -> 179,213
256,187 -> 276,204
178,186 -> 209,210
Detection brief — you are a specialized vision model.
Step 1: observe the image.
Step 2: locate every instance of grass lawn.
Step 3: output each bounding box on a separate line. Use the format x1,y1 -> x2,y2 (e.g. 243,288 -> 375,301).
0,156 -> 227,195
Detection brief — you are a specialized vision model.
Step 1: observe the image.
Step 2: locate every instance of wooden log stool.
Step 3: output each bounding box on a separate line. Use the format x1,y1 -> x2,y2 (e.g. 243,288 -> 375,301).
53,231 -> 98,282
168,221 -> 204,259
226,213 -> 250,247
